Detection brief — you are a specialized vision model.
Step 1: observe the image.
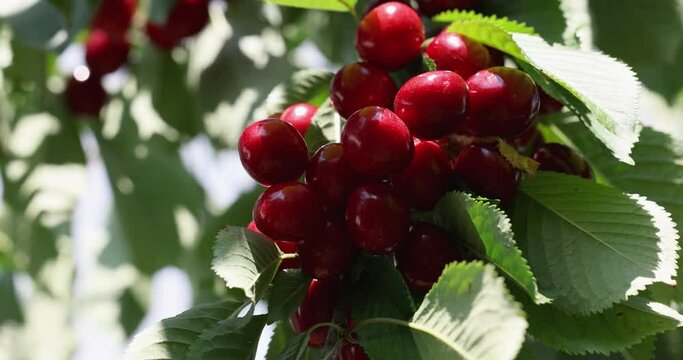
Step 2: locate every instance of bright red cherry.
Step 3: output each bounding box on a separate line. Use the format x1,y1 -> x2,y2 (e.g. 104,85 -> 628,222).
91,0 -> 136,35
253,182 -> 325,242
281,103 -> 317,135
532,143 -> 593,179
247,221 -> 300,270
145,22 -> 180,50
417,0 -> 478,16
331,62 -> 396,118
85,29 -> 130,76
425,32 -> 490,79
346,183 -> 411,254
394,71 -> 468,140
65,75 -> 107,117
342,107 -> 414,179
392,139 -> 453,210
166,0 -> 210,39
396,222 -> 459,291
299,216 -> 358,279
356,2 -> 425,70
539,89 -> 564,114
453,143 -> 521,201
306,143 -> 363,208
459,67 -> 540,138
335,343 -> 370,360
291,278 -> 339,348
507,125 -> 544,155
238,119 -> 309,185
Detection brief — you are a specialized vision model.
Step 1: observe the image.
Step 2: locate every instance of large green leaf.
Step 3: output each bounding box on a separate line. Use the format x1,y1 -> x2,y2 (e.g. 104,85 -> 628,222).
187,314 -> 268,360
2,0 -> 67,49
476,0 -> 567,43
264,69 -> 334,114
512,172 -> 679,315
303,99 -> 342,153
266,321 -> 297,360
0,274 -> 23,324
267,269 -> 312,324
433,10 -> 536,34
266,0 -> 358,12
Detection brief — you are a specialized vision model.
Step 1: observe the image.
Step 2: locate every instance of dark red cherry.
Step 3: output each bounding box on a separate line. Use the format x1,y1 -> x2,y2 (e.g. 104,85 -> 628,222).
396,222 -> 459,291
247,221 -> 300,270
532,143 -> 593,179
331,62 -> 396,118
238,119 -> 309,185
539,89 -> 564,114
391,140 -> 453,210
253,182 -> 325,242
487,46 -> 505,66
85,29 -> 130,76
299,216 -> 358,279
417,0 -> 478,16
306,143 -> 363,208
335,343 -> 370,360
91,0 -> 136,35
459,67 -> 540,138
65,75 -> 107,117
507,125 -> 544,155
291,278 -> 339,348
145,22 -> 180,50
281,103 -> 317,135
342,107 -> 414,178
453,143 -> 521,201
346,183 -> 411,254
425,32 -> 490,79
166,0 -> 210,39
394,71 -> 468,140
356,2 -> 425,70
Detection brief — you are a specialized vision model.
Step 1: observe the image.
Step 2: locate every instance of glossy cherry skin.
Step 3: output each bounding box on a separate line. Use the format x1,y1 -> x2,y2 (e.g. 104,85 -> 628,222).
417,0 -> 478,16
247,221 -> 300,270
166,0 -> 210,39
145,22 -> 180,50
453,143 -> 521,201
253,182 -> 325,242
291,278 -> 339,348
65,75 -> 107,117
335,343 -> 370,360
391,140 -> 453,210
331,62 -> 396,118
346,183 -> 411,254
394,71 -> 468,140
532,143 -> 593,179
281,103 -> 317,135
425,32 -> 490,79
397,222 -> 459,291
299,216 -> 358,279
356,2 -> 425,70
459,67 -> 540,138
238,119 -> 309,185
342,107 -> 414,179
92,0 -> 136,35
538,89 -> 564,114
85,29 -> 130,76
508,125 -> 544,155
306,143 -> 363,208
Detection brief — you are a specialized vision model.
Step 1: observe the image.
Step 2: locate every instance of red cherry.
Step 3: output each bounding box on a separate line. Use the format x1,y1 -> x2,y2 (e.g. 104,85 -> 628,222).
416,0 -> 478,16
281,103 -> 317,135
507,125 -> 544,155
346,183 -> 411,254
238,119 -> 309,185
453,143 -> 520,201
85,29 -> 130,76
253,182 -> 325,242
342,107 -> 414,179
91,0 -> 136,35
291,278 -> 339,348
299,216 -> 358,279
538,89 -> 564,114
391,139 -> 453,210
335,343 -> 370,360
458,67 -> 540,138
65,75 -> 107,117
394,71 -> 468,140
487,46 -> 505,66
306,143 -> 363,208
396,222 -> 459,291
532,143 -> 593,179
331,62 -> 396,119
145,22 -> 181,50
356,2 -> 425,70
425,32 -> 490,79
247,221 -> 300,270
166,0 -> 210,39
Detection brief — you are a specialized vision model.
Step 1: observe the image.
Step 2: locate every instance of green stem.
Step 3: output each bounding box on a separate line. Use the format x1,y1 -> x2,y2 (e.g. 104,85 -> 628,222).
281,253 -> 299,260
308,321 -> 344,334
337,0 -> 360,24
354,317 -> 409,330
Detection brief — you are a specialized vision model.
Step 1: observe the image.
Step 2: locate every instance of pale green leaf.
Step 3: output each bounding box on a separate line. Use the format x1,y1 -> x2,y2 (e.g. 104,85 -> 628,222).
303,99 -> 342,152
187,314 -> 268,360
433,9 -> 535,34
267,270 -> 311,324
265,0 -> 357,12
264,69 -> 334,114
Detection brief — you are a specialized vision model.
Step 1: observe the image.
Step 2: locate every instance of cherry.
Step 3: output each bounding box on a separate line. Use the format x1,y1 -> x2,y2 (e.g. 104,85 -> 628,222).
391,139 -> 453,210
459,67 -> 540,139
356,2 -> 425,70
238,119 -> 309,185
306,143 -> 363,208
394,71 -> 468,140
508,125 -> 544,155
299,215 -> 358,279
417,0 -> 478,16
85,29 -> 130,76
342,107 -> 414,179
91,0 -> 136,35
247,221 -> 300,270
291,278 -> 339,348
346,183 -> 411,254
396,222 -> 459,291
281,103 -> 317,135
253,182 -> 325,242
425,32 -> 491,79
335,343 -> 370,360
453,143 -> 521,201
145,22 -> 180,50
532,143 -> 593,179
65,75 -> 107,117
166,0 -> 210,39
487,46 -> 505,66
539,89 -> 564,114
331,62 -> 396,119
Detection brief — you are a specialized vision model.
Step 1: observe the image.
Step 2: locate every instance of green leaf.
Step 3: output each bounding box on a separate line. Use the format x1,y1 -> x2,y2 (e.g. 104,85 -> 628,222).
624,336 -> 656,360
264,69 -> 334,114
212,226 -> 282,302
279,331 -> 310,360
265,0 -> 357,12
187,314 -> 268,360
433,9 -> 536,34
2,0 -> 67,49
476,0 -> 567,43
303,99 -> 341,152
422,53 -> 437,72
0,274 -> 23,324
512,172 -> 680,315
267,269 -> 312,324
266,321 -> 297,360
434,192 -> 547,304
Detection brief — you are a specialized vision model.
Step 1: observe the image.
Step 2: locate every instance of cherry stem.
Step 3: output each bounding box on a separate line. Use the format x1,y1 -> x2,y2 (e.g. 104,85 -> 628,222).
308,321 -> 344,334
281,253 -> 299,260
353,317 -> 410,330
337,0 -> 360,24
